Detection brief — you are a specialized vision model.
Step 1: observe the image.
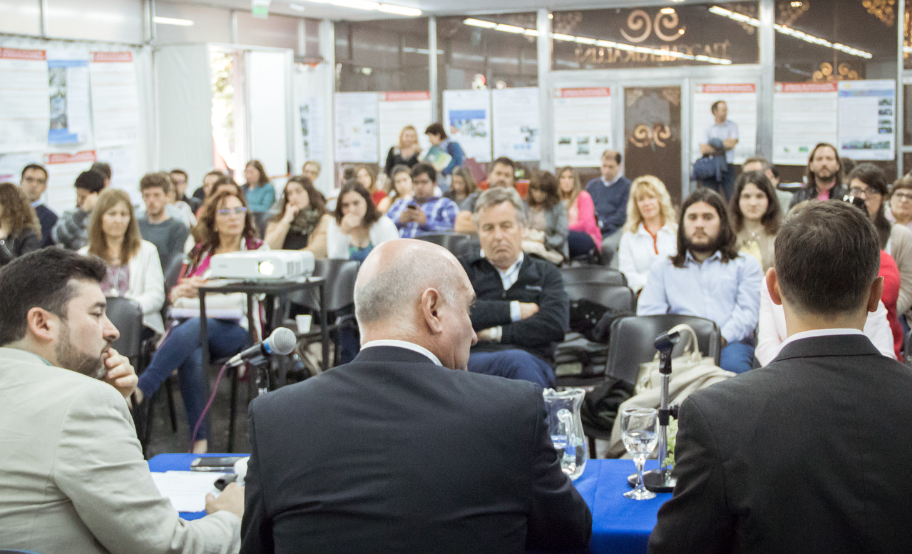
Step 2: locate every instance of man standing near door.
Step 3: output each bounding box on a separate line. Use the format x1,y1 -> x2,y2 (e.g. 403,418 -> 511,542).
699,100 -> 739,200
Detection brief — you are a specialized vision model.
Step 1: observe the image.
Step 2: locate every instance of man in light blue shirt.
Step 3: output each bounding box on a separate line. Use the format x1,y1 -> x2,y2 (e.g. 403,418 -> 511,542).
699,101 -> 739,200
638,188 -> 762,373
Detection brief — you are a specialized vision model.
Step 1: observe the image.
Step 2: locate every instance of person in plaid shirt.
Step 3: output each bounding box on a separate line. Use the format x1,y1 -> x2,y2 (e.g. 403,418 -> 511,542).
387,163 -> 458,238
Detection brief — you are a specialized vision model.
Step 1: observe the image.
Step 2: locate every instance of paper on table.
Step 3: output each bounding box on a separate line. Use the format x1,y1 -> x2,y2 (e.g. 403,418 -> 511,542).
150,471 -> 222,513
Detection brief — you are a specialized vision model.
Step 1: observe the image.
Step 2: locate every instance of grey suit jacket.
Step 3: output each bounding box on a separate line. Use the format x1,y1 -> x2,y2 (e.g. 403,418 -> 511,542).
0,347 -> 240,554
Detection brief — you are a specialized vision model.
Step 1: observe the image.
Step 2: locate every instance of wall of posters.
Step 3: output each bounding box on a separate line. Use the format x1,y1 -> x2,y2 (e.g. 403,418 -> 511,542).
492,87 -> 540,162
334,92 -> 379,163
691,83 -> 757,165
298,96 -> 324,164
772,82 -> 838,166
89,52 -> 140,148
48,58 -> 91,145
837,80 -> 895,161
443,89 -> 492,163
44,150 -> 96,214
97,145 -> 141,204
552,87 -> 613,167
0,48 -> 50,153
378,91 -> 432,166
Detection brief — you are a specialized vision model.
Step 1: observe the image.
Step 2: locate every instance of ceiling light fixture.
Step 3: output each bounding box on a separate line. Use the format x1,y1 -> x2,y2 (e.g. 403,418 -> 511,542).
708,5 -> 873,59
300,0 -> 419,15
378,4 -> 421,16
154,16 -> 194,26
660,8 -> 676,14
288,3 -> 306,11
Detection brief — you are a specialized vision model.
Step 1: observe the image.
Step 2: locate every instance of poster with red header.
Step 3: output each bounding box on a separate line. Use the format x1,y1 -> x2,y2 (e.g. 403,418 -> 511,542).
553,87 -> 612,167
773,82 -> 838,166
89,52 -> 140,147
44,150 -> 97,213
0,48 -> 50,153
378,91 -> 432,167
691,83 -> 758,165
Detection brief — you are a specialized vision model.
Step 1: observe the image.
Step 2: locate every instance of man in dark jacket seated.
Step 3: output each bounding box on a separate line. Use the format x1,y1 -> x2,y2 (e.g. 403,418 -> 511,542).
460,187 -> 569,388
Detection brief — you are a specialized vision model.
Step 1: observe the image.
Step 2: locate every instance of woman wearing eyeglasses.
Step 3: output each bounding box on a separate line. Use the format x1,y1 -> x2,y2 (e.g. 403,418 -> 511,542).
887,176 -> 912,234
135,189 -> 267,453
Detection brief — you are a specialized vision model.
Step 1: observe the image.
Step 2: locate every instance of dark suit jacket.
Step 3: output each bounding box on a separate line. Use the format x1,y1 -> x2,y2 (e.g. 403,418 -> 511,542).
241,346 -> 591,554
648,334 -> 912,554
460,253 -> 569,361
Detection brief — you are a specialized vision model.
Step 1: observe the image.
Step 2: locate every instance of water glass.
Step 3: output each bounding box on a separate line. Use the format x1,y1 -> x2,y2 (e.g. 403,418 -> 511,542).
621,407 -> 658,500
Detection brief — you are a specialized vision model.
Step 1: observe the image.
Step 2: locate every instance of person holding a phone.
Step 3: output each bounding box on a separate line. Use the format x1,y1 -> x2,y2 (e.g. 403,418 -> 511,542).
385,163 -> 458,238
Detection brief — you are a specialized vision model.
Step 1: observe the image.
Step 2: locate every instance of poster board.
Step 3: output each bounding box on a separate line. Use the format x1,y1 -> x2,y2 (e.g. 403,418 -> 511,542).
552,87 -> 612,167
691,83 -> 757,165
0,48 -> 50,153
772,82 -> 838,165
378,91 -> 432,165
44,150 -> 96,213
837,80 -> 895,161
443,89 -> 492,163
48,57 -> 91,145
334,92 -> 379,163
89,52 -> 140,148
492,87 -> 540,162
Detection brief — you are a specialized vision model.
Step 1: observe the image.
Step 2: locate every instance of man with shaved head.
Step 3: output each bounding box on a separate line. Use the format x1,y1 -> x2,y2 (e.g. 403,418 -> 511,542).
240,240 -> 591,554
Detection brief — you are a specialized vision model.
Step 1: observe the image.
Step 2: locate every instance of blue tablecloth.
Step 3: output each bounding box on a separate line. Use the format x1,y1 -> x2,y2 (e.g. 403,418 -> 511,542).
149,454 -> 670,554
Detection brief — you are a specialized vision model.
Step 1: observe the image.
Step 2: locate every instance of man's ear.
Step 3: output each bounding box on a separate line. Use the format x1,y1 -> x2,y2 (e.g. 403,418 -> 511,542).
420,288 -> 444,335
867,276 -> 884,314
25,307 -> 57,343
766,268 -> 783,306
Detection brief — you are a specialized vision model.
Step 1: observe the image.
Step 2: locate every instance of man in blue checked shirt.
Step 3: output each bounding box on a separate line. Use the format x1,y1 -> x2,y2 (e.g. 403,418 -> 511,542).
638,188 -> 762,374
387,163 -> 458,238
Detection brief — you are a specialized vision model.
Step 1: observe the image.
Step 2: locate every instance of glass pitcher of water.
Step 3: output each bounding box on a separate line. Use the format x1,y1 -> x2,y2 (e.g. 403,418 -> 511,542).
542,388 -> 588,480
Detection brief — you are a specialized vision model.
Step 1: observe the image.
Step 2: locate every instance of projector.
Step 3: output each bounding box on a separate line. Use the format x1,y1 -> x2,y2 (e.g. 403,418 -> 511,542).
208,250 -> 315,280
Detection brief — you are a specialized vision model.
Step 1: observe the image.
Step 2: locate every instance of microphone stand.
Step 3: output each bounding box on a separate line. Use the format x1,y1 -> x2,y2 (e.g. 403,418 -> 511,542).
255,361 -> 270,397
627,330 -> 680,493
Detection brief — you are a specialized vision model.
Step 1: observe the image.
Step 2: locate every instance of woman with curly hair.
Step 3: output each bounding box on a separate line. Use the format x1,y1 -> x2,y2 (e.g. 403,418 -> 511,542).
0,182 -> 41,266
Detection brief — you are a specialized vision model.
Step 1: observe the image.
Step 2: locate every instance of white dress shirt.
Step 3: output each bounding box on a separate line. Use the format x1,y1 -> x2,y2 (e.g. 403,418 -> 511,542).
361,339 -> 442,366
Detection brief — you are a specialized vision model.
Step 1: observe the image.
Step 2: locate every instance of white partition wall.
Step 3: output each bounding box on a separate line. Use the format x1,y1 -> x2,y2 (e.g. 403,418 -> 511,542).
247,49 -> 293,181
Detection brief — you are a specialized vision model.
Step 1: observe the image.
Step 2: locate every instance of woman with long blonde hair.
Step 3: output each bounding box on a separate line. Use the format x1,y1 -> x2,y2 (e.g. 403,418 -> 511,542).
617,175 -> 677,292
558,166 -> 602,258
384,125 -> 422,177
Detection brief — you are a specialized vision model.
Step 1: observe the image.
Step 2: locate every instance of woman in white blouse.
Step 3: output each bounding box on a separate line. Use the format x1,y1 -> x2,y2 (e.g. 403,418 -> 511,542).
79,188 -> 164,337
617,175 -> 677,293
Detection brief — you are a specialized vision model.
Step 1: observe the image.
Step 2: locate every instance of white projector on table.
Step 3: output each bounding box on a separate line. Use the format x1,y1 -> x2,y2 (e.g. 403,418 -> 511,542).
208,250 -> 315,280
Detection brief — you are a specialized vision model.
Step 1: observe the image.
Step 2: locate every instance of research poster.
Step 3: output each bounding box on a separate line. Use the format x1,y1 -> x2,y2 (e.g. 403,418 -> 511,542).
443,89 -> 492,163
0,48 -> 50,153
837,79 -> 895,161
552,87 -> 612,167
43,150 -> 96,214
48,58 -> 91,145
378,91 -> 432,165
89,52 -> 140,148
298,96 -> 324,164
492,87 -> 540,162
0,151 -> 43,184
691,83 -> 757,165
97,145 -> 140,204
334,92 -> 379,163
772,82 -> 838,165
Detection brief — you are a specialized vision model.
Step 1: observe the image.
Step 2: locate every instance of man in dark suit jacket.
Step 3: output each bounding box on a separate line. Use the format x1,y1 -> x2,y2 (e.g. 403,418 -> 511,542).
241,239 -> 591,554
649,201 -> 912,554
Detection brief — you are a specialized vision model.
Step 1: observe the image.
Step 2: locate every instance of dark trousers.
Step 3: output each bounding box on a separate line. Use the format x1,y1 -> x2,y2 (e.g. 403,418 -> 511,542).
568,231 -> 597,259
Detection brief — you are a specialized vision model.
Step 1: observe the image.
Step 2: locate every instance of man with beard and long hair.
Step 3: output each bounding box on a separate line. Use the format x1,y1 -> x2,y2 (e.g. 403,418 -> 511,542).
0,248 -> 244,554
789,142 -> 847,208
638,188 -> 763,374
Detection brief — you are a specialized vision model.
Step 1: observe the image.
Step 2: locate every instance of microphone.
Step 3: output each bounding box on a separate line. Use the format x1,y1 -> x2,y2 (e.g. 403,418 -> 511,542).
226,327 -> 296,368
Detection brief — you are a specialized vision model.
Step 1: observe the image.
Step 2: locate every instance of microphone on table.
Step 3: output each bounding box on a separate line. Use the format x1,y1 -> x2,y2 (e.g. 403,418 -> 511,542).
226,327 -> 296,369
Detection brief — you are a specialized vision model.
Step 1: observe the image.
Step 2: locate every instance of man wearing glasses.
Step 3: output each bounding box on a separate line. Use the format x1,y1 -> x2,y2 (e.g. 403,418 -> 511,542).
386,163 -> 458,238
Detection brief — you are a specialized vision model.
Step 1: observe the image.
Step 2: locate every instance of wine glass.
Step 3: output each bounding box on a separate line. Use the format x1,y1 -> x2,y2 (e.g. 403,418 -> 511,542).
621,407 -> 658,500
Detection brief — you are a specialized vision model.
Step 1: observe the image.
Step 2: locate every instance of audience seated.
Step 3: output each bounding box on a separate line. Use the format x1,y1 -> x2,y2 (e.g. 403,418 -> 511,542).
376,164 -> 412,214
442,166 -> 480,212
558,166 -> 601,259
170,168 -> 201,212
242,160 -> 276,215
302,160 -> 321,184
0,249 -> 243,554
742,156 -> 790,216
135,190 -> 264,453
424,122 -> 466,186
192,169 -> 226,206
523,170 -> 569,264
384,124 -> 422,177
79,188 -> 165,338
356,164 -> 386,207
847,163 -> 912,317
240,239 -> 591,553
0,182 -> 41,266
789,142 -> 846,208
638,188 -> 762,374
650,202 -> 912,554
91,161 -> 112,188
387,163 -> 458,238
52,169 -> 105,251
887,175 -> 912,233
585,150 -> 631,268
617,176 -> 677,293
730,170 -> 781,273
264,175 -> 330,257
455,156 -> 517,233
327,182 -> 399,262
460,187 -> 569,388
19,163 -> 57,246
137,172 -> 190,269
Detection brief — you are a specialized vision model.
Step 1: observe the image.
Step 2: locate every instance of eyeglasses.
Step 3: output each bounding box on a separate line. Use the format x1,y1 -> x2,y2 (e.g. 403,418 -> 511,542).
217,206 -> 248,216
849,187 -> 880,197
893,192 -> 912,202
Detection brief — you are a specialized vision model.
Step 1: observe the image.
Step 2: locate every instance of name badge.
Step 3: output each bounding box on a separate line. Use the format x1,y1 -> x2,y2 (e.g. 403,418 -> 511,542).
525,285 -> 542,292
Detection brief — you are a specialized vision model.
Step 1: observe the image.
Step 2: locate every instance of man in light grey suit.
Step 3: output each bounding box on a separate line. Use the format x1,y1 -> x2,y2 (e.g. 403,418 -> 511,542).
0,248 -> 244,554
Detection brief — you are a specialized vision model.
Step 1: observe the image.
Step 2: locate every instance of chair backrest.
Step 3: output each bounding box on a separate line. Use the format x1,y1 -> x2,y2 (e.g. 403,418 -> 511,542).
290,258 -> 360,314
105,296 -> 144,359
561,266 -> 627,287
163,253 -> 185,298
253,212 -> 270,238
414,233 -> 471,258
606,314 -> 722,384
564,283 -> 636,313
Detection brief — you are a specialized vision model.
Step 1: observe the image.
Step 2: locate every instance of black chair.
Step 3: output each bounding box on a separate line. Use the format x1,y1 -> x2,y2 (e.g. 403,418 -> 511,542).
105,296 -> 143,366
563,283 -> 636,313
905,329 -> 912,366
163,253 -> 185,299
561,266 -> 627,287
414,233 -> 471,258
287,259 -> 360,369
